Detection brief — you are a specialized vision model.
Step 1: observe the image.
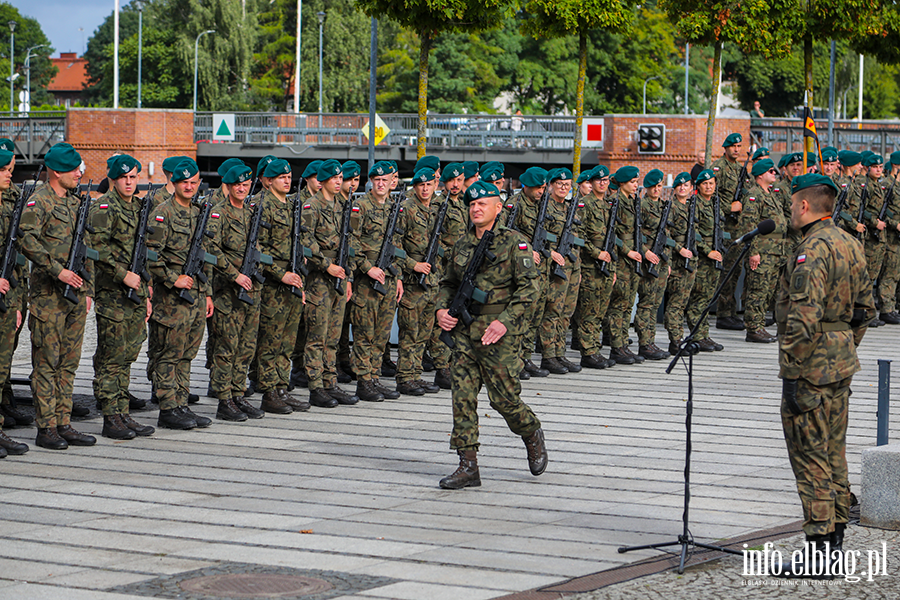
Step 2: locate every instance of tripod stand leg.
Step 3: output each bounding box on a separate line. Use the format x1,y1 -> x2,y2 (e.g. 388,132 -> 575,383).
617,540 -> 682,553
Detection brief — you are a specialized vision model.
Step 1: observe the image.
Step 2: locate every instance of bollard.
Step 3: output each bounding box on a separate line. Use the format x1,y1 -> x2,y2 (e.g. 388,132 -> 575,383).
877,359 -> 891,446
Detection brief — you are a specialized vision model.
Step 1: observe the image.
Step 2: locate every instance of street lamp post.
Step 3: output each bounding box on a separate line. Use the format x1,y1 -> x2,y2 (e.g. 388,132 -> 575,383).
643,75 -> 660,115
137,1 -> 143,109
25,44 -> 47,113
8,20 -> 15,116
293,0 -> 301,113
192,29 -> 215,112
317,10 -> 325,128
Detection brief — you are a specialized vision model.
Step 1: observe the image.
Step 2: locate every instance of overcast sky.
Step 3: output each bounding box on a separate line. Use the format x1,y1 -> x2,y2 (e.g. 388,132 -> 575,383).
8,0 -> 122,57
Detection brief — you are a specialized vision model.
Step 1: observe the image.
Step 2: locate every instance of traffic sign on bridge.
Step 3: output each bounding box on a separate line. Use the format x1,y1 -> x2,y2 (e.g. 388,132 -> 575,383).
361,114 -> 390,145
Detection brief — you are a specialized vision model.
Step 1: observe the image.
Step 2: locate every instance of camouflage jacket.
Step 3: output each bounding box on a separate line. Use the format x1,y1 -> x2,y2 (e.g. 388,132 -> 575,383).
833,175 -> 860,233
668,197 -> 692,258
398,192 -> 439,286
302,190 -> 351,277
711,155 -> 741,202
441,194 -> 468,252
775,218 -> 875,384
881,174 -> 900,235
738,182 -> 788,257
863,175 -> 887,244
0,195 -> 26,308
151,186 -> 174,211
209,197 -> 262,303
613,189 -> 639,258
89,187 -> 151,301
258,190 -> 299,283
694,194 -> 718,261
579,191 -> 616,273
546,195 -> 581,269
351,190 -> 403,280
639,195 -> 671,258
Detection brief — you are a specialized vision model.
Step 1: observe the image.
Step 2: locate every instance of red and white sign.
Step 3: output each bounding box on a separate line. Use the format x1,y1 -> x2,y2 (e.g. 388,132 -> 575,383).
582,118 -> 604,149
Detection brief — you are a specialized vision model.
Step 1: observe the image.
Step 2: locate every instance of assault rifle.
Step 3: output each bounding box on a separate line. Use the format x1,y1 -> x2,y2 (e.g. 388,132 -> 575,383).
288,193 -> 309,298
62,180 -> 100,304
712,191 -> 726,270
633,193 -> 643,274
236,180 -> 274,305
418,199 -> 448,291
505,200 -> 519,230
551,193 -> 585,280
333,195 -> 354,294
0,166 -> 42,312
856,184 -> 869,243
646,199 -> 674,278
177,195 -> 217,305
438,217 -> 498,349
124,184 -> 161,304
370,196 -> 407,295
683,194 -> 698,273
878,178 -> 897,224
598,195 -> 620,277
531,186 -> 557,260
731,152 -> 752,220
831,184 -> 851,222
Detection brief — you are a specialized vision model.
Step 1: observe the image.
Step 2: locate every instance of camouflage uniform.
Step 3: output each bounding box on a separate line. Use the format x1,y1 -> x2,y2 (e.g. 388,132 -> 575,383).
664,197 -> 697,343
90,188 -> 151,416
576,191 -> 617,355
538,196 -> 581,358
634,196 -> 671,346
18,184 -> 93,429
684,195 -> 721,339
256,191 -> 305,392
208,198 -> 261,400
711,156 -> 743,320
0,191 -> 26,425
427,193 -> 469,370
513,193 -> 552,355
832,175 -> 860,235
877,174 -> 900,313
861,175 -> 887,285
606,189 -> 642,348
738,182 -> 788,331
437,224 -> 541,450
774,177 -> 802,253
775,217 -> 875,537
146,199 -> 213,411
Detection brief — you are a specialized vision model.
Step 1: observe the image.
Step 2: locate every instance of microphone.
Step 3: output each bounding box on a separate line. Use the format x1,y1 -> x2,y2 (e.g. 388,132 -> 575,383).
734,219 -> 776,244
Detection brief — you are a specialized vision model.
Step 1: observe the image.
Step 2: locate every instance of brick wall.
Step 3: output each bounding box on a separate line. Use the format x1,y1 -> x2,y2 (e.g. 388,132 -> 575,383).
65,108 -> 196,185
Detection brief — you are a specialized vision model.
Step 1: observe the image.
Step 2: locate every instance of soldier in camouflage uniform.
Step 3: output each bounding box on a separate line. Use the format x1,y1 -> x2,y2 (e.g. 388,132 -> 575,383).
462,161 -> 480,192
19,143 -> 98,449
833,151 -> 864,237
821,148 -> 840,181
663,172 -> 700,354
146,159 -> 215,431
859,155 -> 888,324
775,174 -> 875,577
774,152 -> 804,254
436,181 -> 546,489
90,154 -> 156,440
633,169 -> 672,360
302,159 -> 358,408
683,170 -> 725,352
737,158 -> 787,342
879,152 -> 900,324
712,133 -> 747,331
337,160 -> 362,382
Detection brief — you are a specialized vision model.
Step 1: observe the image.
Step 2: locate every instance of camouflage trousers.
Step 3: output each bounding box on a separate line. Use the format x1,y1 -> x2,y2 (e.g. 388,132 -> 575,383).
877,241 -> 900,313
210,287 -> 261,400
396,284 -> 437,383
717,224 -> 743,319
539,263 -> 580,358
427,315 -> 452,370
782,376 -> 851,537
449,322 -> 541,451
576,265 -> 615,356
29,292 -> 88,428
865,241 -> 886,286
150,291 -> 206,411
304,272 -> 346,390
350,276 -> 397,381
2,292 -> 27,410
146,319 -> 159,383
92,293 -> 148,415
256,282 -> 304,392
338,303 -> 352,364
0,300 -> 17,428
684,259 -> 718,339
607,258 -> 641,348
522,261 -> 551,355
664,266 -> 697,343
743,253 -> 784,331
635,265 -> 669,346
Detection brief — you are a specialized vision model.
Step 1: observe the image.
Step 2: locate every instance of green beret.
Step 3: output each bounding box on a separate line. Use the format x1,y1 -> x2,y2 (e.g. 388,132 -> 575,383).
257,155 -> 276,176
368,161 -> 392,178
821,148 -> 838,163
804,152 -> 818,166
791,173 -> 839,196
412,168 -> 436,184
0,150 -> 13,168
217,158 -> 245,178
463,181 -> 500,205
163,155 -> 190,173
480,162 -> 505,183
751,158 -> 775,177
414,155 -> 440,173
548,168 -> 572,183
170,159 -> 199,182
890,151 -> 900,166
783,152 -> 803,166
722,133 -> 742,148
673,172 -> 691,187
45,143 -> 82,173
609,180 -> 619,191
223,164 -> 253,185
520,167 -> 547,188
863,153 -> 883,167
107,154 -> 142,179
643,168 -> 663,188
440,162 -> 464,182
317,159 -> 342,182
590,165 -> 610,180
575,171 -> 591,185
462,161 -> 479,178
861,150 -> 874,161
823,146 -> 838,154
302,160 -> 324,179
695,169 -> 715,183
264,159 -> 292,178
613,166 -> 639,184
752,147 -> 770,160
385,161 -> 397,174
341,161 -> 361,179
0,138 -> 14,152
838,150 -> 862,167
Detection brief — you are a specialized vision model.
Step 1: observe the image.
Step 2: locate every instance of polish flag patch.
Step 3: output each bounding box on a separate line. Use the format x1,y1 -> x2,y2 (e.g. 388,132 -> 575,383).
211,213 -> 220,219
26,201 -> 35,207
155,216 -> 165,222
748,196 -> 756,202
99,204 -> 109,209
518,242 -> 528,250
351,206 -> 360,212
303,204 -> 312,210
797,254 -> 806,264
578,202 -> 585,208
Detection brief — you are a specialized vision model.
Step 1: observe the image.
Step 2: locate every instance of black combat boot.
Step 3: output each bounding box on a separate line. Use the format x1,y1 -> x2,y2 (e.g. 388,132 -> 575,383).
523,428 -> 548,476
523,359 -> 549,377
120,413 -> 155,436
57,425 -> 97,446
580,353 -> 611,369
277,390 -> 309,412
290,365 -> 309,388
557,356 -> 582,373
233,396 -> 266,418
127,391 -> 147,411
880,312 -> 900,324
439,450 -> 481,489
519,368 -> 531,380
746,328 -> 777,343
216,398 -> 249,422
715,316 -> 745,330
71,404 -> 90,418
261,390 -> 292,414
639,344 -> 669,360
540,357 -> 568,374
381,355 -> 397,378
777,533 -> 834,580
396,380 -> 425,396
373,379 -> 400,400
356,379 -> 384,402
0,429 -> 29,455
0,396 -> 33,427
180,406 -> 211,428
336,363 -> 352,384
434,368 -> 452,390
414,379 -> 440,394
609,347 -> 635,365
309,388 -> 339,408
421,351 -> 435,372
326,384 -> 359,405
187,393 -> 200,404
36,427 -> 68,450
102,414 -> 137,439
157,408 -> 196,430
339,360 -> 357,380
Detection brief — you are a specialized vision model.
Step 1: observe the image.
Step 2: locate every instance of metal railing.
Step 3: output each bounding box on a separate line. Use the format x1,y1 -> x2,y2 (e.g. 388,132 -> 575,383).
0,113 -> 66,163
753,118 -> 900,157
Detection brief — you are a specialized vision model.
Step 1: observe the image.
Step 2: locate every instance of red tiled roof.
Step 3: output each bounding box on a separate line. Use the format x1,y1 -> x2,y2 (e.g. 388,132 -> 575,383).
48,54 -> 88,92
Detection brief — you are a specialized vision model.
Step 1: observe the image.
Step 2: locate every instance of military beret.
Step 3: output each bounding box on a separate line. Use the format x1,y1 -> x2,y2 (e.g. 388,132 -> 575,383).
107,154 -> 142,179
45,143 -> 82,173
412,168 -> 436,184
480,162 -> 505,182
170,159 -> 199,182
163,155 -> 190,173
575,171 -> 591,185
368,161 -> 392,178
821,148 -> 839,163
673,172 -> 691,187
863,153 -> 883,167
752,147 -> 770,160
643,169 -> 664,188
440,162 -> 464,182
548,168 -> 572,183
890,151 -> 900,166
257,155 -> 276,176
776,154 -> 788,169
217,158 -> 245,178
805,152 -> 818,165
0,138 -> 14,152
695,169 -> 715,183
783,152 -> 803,166
722,133 -> 742,147
462,161 -> 479,178
302,160 -> 324,179
463,181 -> 501,205
263,159 -> 292,178
317,159 -> 342,181
385,161 -> 398,174
613,166 -> 639,184
751,158 -> 775,177
609,180 -> 619,191
590,165 -> 610,180
223,164 -> 253,185
520,167 -> 548,188
823,146 -> 838,155
838,150 -> 862,167
341,161 -> 361,179
414,155 -> 440,173
861,150 -> 874,161
0,150 -> 13,168
791,173 -> 839,196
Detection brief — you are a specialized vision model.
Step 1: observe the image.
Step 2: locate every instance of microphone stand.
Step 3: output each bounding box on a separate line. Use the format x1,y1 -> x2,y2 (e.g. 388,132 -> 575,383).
617,238 -> 754,573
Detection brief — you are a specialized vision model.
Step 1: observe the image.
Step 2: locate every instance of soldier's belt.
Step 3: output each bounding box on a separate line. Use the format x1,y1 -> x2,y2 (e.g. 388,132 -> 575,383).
469,302 -> 507,316
273,259 -> 289,271
408,253 -> 426,262
815,321 -> 851,333
321,250 -> 337,258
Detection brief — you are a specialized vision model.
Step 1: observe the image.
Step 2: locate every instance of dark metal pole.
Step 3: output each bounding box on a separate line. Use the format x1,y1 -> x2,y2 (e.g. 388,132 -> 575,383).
367,17 -> 377,177
828,40 -> 835,145
877,359 -> 891,446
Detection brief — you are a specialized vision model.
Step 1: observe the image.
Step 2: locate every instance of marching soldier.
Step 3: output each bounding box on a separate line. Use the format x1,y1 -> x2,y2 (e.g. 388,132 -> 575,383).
821,147 -> 840,181
663,172 -> 699,354
684,170 -> 725,352
337,160 -> 362,381
462,161 -> 480,191
634,169 -> 671,360
860,154 -> 888,327
774,152 -> 804,253
834,151 -> 864,236
712,133 -> 746,331
878,152 -> 900,324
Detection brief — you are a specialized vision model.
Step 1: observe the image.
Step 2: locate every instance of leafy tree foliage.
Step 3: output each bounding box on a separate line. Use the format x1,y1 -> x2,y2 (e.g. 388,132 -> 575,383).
0,2 -> 56,109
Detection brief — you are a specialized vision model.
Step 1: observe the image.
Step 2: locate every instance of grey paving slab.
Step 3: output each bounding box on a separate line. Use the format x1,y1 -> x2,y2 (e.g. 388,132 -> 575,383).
356,581 -> 504,600
348,561 -> 563,591
40,569 -> 151,590
0,583 -> 152,600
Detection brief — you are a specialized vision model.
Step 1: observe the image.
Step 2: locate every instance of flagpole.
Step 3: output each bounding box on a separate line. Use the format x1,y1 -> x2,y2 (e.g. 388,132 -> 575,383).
803,91 -> 808,172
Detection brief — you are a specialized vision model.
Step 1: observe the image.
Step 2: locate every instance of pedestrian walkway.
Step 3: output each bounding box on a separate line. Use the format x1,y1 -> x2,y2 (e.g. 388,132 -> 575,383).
0,318 -> 897,599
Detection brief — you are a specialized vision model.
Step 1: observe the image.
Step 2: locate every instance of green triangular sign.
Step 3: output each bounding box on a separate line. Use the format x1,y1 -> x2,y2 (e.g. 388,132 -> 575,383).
216,120 -> 232,137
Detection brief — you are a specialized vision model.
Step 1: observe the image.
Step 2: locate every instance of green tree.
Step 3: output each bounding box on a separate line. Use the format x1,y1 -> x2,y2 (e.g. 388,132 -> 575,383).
0,2 -> 57,109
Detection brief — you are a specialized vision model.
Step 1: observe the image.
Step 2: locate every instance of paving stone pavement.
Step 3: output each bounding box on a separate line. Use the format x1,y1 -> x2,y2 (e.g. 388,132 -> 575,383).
1,313 -> 898,599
